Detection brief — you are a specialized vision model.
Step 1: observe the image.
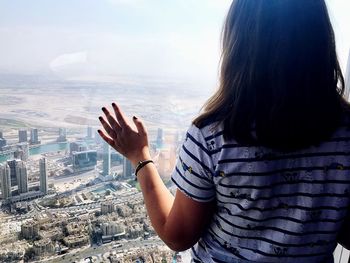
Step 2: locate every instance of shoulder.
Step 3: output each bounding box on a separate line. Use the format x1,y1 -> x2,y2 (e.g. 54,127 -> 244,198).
195,111 -> 224,130
333,107 -> 350,136
186,121 -> 226,155
191,121 -> 224,142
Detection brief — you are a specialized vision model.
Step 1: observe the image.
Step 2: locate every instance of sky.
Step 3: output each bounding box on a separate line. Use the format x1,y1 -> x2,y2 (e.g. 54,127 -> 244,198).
0,0 -> 349,87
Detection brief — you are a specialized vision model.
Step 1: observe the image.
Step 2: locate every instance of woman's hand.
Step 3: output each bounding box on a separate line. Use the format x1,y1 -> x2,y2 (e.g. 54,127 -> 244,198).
98,103 -> 151,166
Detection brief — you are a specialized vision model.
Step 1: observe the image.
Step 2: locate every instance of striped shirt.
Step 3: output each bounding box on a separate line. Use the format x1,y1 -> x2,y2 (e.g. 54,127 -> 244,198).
171,120 -> 350,263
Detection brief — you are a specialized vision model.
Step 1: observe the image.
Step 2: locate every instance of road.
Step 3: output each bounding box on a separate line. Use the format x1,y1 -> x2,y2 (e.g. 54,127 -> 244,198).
45,238 -> 166,263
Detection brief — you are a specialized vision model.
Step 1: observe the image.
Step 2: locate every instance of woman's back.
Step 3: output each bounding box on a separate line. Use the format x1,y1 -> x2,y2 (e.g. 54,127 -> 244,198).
98,0 -> 350,261
172,114 -> 350,262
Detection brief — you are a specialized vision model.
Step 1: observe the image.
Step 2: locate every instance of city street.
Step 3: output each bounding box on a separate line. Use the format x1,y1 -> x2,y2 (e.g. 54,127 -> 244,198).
45,238 -> 166,263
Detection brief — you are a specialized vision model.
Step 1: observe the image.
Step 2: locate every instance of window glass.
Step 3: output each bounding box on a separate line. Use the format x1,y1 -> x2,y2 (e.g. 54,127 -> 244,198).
0,1 -> 348,262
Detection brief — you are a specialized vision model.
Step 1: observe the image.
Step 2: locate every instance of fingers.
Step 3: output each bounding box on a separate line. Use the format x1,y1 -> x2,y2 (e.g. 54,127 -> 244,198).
133,116 -> 147,135
99,116 -> 116,138
97,130 -> 116,148
112,103 -> 129,128
102,107 -> 122,132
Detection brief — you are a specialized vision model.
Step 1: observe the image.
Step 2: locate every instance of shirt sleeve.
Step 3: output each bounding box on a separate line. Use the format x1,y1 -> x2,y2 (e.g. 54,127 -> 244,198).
171,124 -> 216,202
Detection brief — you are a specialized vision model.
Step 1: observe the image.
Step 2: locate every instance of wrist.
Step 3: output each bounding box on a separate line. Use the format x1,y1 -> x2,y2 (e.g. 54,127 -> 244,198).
134,160 -> 154,181
130,147 -> 151,167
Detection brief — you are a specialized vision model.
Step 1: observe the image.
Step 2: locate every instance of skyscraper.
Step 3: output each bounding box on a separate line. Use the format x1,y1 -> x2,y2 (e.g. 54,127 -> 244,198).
15,142 -> 29,161
0,164 -> 11,199
102,141 -> 111,177
18,130 -> 28,143
156,128 -> 164,148
123,157 -> 133,178
0,138 -> 6,150
30,128 -> 39,144
70,141 -> 88,156
72,150 -> 97,172
7,159 -> 20,186
7,159 -> 28,194
39,158 -> 48,194
0,131 -> 7,151
16,161 -> 28,194
95,130 -> 103,144
57,128 -> 67,142
87,126 -> 93,139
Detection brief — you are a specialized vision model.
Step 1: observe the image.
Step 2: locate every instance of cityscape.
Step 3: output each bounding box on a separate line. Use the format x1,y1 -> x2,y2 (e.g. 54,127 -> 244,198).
0,75 -> 205,263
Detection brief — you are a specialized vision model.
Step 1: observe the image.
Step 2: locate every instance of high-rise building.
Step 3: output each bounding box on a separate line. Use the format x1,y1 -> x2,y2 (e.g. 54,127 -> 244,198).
169,146 -> 177,171
101,222 -> 124,236
95,130 -> 103,144
72,150 -> 97,172
15,142 -> 29,161
7,159 -> 28,194
39,158 -> 48,194
102,141 -> 111,177
21,220 -> 39,239
7,159 -> 20,186
0,130 -> 3,138
123,157 -> 133,178
33,238 -> 54,257
156,128 -> 164,148
101,201 -> 116,214
30,128 -> 39,144
87,126 -> 93,139
18,130 -> 28,143
70,141 -> 88,156
158,151 -> 168,177
16,161 -> 28,194
0,138 -> 6,150
0,164 -> 11,199
57,128 -> 67,142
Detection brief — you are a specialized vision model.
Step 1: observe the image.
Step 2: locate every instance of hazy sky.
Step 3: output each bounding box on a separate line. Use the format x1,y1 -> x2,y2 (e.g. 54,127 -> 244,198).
0,0 -> 349,87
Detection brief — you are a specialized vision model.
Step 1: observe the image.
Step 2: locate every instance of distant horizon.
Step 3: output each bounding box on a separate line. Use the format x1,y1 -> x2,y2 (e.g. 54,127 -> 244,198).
0,0 -> 349,91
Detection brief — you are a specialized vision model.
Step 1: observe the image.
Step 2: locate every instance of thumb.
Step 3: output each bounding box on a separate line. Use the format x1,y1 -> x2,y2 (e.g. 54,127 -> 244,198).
133,116 -> 147,135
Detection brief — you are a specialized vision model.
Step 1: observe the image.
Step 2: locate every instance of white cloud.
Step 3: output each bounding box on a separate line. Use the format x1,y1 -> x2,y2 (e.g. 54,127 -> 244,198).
106,0 -> 145,7
50,51 -> 88,70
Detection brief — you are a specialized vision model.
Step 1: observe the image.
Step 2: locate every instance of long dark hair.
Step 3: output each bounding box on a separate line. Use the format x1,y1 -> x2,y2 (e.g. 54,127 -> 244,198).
194,0 -> 349,151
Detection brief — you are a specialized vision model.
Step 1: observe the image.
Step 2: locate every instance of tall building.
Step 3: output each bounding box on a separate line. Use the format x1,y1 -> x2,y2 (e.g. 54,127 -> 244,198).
30,128 -> 39,144
102,141 -> 111,177
0,130 -> 3,138
33,238 -> 54,257
158,151 -> 168,177
0,164 -> 11,199
7,159 -> 28,194
101,202 -> 116,215
72,150 -> 97,172
156,128 -> 164,148
16,161 -> 28,194
7,159 -> 20,186
0,138 -> 6,150
39,158 -> 48,194
21,220 -> 39,239
101,222 -> 124,236
87,126 -> 93,139
95,130 -> 103,144
15,142 -> 29,161
169,146 -> 177,171
57,128 -> 67,142
70,141 -> 88,156
123,157 -> 133,178
18,130 -> 28,143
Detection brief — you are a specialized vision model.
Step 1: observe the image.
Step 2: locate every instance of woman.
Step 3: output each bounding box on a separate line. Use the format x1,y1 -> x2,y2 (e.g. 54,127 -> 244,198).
99,0 -> 350,262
